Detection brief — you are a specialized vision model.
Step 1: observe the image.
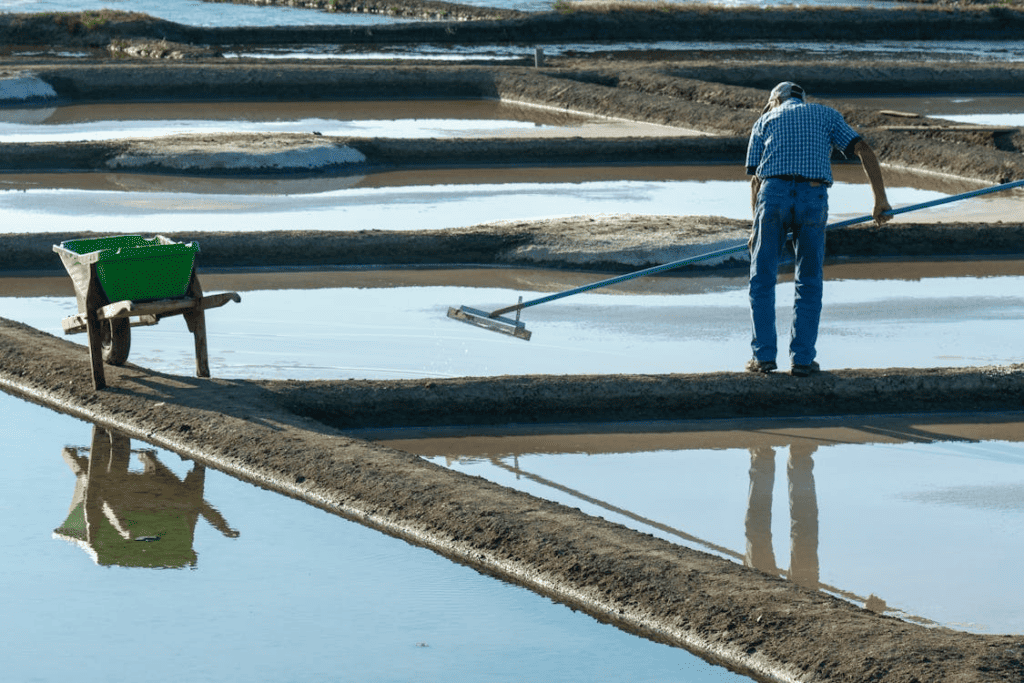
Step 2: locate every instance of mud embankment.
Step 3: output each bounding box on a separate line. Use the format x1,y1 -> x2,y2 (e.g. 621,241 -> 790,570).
3,7 -> 1024,48
4,219 -> 1024,273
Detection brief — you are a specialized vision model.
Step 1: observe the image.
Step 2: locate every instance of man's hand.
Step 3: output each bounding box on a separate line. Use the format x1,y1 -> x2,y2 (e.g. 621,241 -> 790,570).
853,140 -> 892,225
873,200 -> 893,224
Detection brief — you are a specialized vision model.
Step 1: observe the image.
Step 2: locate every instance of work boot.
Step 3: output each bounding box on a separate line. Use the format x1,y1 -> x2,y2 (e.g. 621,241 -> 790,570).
790,361 -> 820,377
746,359 -> 777,374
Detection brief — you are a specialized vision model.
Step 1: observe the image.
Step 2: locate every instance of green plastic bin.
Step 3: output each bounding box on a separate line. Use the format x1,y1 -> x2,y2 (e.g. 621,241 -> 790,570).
53,235 -> 200,308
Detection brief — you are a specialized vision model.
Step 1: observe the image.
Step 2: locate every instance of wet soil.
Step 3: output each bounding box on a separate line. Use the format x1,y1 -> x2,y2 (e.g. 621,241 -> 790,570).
2,7 -> 1024,682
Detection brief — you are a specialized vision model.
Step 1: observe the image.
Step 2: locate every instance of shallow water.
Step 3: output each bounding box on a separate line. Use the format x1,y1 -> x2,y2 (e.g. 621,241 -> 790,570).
834,94 -> 1024,127
3,261 -> 1022,380
0,390 -> 751,682
2,95 -> 1021,234
5,163 -> 1021,236
390,415 -> 1024,634
8,95 -> 1022,136
1,0 -> 914,28
229,39 -> 1024,64
0,99 -> 691,140
0,0 -> 413,26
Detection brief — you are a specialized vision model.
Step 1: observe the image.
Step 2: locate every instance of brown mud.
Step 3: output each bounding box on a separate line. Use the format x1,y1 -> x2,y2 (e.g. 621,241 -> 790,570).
3,5 -> 1024,48
5,219 -> 1024,273
2,6 -> 1024,682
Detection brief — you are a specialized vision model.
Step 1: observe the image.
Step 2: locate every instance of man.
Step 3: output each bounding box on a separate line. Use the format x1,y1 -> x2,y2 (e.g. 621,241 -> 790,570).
745,81 -> 891,377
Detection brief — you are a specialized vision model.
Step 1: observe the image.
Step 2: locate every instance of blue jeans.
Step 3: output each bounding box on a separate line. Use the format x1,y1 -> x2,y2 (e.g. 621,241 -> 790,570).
749,178 -> 828,366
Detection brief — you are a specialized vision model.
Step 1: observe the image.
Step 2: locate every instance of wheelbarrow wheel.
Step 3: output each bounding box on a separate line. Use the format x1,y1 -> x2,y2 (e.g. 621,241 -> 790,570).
101,318 -> 131,366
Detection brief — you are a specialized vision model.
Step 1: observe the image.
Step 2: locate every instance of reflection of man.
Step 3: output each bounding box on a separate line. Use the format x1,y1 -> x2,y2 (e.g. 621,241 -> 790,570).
744,443 -> 820,589
787,443 -> 819,589
744,446 -> 780,576
745,81 -> 892,377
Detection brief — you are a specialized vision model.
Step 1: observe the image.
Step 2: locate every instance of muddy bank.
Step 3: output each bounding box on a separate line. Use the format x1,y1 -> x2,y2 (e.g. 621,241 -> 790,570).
4,218 -> 1024,273
262,365 -> 1024,429
3,126 -> 1023,187
1,317 -> 1022,683
3,7 -> 1024,48
11,61 -> 1024,122
0,133 -> 747,173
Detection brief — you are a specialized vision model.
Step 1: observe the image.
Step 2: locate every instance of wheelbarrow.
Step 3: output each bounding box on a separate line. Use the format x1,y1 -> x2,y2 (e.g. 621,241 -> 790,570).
53,235 -> 240,390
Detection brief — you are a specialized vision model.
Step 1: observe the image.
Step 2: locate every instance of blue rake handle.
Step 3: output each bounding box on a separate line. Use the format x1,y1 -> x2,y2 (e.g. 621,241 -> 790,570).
488,178 -> 1024,318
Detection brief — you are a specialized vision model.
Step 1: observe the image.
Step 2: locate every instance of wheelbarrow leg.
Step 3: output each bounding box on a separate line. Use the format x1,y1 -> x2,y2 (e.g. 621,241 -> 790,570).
184,273 -> 210,378
84,265 -> 107,390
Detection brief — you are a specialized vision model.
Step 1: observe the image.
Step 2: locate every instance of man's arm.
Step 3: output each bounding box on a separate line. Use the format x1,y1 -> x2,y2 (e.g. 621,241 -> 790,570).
853,139 -> 892,224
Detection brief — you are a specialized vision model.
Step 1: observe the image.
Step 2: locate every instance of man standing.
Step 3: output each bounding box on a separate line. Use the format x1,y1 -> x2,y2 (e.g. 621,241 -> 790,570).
745,81 -> 891,377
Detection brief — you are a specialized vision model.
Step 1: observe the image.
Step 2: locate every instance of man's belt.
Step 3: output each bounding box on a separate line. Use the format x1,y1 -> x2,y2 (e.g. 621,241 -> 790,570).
768,175 -> 826,186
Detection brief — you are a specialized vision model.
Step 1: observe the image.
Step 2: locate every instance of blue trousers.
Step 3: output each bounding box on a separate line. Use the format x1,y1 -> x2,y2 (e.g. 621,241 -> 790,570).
749,178 -> 828,366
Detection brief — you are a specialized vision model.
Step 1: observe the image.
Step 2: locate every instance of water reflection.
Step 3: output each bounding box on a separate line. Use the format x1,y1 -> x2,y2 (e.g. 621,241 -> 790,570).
417,428 -> 1007,630
745,444 -> 819,589
743,445 -> 921,620
54,425 -> 238,569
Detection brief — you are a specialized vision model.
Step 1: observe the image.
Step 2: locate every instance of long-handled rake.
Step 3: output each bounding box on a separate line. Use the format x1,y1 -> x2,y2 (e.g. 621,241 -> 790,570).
447,179 -> 1024,341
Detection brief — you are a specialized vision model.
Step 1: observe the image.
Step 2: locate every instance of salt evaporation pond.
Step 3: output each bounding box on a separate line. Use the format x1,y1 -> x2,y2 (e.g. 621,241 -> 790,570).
0,390 -> 751,682
2,96 -> 1021,235
228,40 -> 1024,63
389,416 -> 1024,634
835,94 -> 1024,127
1,0 -> 413,26
3,260 -> 1022,380
3,0 -> 923,28
4,163 -> 1017,235
0,99 -> 692,140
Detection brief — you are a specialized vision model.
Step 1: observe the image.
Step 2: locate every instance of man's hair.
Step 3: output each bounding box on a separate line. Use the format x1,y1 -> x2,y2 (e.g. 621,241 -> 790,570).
764,82 -> 806,113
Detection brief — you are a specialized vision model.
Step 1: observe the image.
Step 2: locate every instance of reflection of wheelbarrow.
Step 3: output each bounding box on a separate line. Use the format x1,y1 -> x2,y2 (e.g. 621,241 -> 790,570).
53,235 -> 240,390
54,425 -> 240,569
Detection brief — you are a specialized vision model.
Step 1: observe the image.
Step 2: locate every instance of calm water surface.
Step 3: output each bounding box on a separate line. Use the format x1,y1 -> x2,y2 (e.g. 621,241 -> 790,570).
5,169 -> 1015,236
0,0 -> 413,25
3,264 -> 1022,380
0,99 -> 687,140
405,421 -> 1024,634
234,39 -> 1024,64
0,390 -> 751,683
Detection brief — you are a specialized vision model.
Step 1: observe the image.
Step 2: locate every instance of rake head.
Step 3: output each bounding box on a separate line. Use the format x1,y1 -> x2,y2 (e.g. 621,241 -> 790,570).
447,305 -> 532,341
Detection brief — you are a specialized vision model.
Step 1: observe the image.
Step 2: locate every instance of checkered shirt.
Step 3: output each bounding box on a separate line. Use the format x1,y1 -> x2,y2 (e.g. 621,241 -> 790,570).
745,99 -> 861,186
